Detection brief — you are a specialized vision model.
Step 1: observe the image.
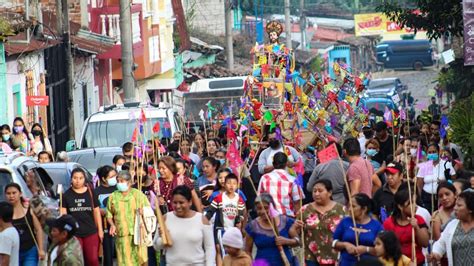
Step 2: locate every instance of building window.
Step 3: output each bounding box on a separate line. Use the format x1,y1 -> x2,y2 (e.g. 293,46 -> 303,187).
149,36 -> 160,63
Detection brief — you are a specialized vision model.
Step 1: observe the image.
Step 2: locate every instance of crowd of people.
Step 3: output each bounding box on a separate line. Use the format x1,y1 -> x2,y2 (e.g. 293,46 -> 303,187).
0,112 -> 473,266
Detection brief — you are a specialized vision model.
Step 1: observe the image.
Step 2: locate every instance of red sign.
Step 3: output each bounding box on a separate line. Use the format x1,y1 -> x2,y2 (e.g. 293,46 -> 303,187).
317,143 -> 340,164
26,96 -> 49,106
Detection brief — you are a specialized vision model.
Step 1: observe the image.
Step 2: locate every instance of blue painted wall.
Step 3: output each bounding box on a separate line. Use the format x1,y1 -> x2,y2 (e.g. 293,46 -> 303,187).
328,45 -> 351,79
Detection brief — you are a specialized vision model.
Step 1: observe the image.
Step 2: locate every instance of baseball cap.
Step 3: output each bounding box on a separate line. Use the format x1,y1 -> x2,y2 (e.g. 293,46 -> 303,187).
385,162 -> 403,175
46,214 -> 79,234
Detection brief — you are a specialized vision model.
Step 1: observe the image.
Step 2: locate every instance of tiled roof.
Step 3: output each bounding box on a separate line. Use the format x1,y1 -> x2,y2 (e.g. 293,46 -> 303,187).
313,27 -> 353,42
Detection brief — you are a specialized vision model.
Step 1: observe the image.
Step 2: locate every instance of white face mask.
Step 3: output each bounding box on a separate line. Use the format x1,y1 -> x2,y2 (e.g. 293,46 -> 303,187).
107,177 -> 117,186
410,148 -> 417,157
116,165 -> 122,172
117,182 -> 129,192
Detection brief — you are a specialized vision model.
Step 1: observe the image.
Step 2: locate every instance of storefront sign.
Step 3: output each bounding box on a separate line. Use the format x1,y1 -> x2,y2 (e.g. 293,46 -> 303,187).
354,13 -> 424,37
26,96 -> 49,106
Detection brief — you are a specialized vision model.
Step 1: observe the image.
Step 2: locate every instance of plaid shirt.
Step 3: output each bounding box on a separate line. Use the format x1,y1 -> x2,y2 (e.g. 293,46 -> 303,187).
258,169 -> 303,217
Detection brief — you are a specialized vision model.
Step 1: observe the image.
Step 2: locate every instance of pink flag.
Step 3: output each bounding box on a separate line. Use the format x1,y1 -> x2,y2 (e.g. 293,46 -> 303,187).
226,140 -> 243,168
399,108 -> 406,120
294,158 -> 305,175
269,203 -> 280,218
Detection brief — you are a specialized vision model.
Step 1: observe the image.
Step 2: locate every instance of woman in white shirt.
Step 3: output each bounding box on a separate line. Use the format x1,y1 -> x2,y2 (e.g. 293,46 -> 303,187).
431,190 -> 474,266
417,143 -> 456,213
29,123 -> 52,159
154,185 -> 215,266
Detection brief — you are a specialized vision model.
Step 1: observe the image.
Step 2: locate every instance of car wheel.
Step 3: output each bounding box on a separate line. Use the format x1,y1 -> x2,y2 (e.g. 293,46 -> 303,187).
413,61 -> 423,71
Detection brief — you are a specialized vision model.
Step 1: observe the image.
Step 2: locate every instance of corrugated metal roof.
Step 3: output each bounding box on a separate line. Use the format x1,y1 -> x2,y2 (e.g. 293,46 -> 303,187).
4,33 -> 59,56
72,29 -> 115,54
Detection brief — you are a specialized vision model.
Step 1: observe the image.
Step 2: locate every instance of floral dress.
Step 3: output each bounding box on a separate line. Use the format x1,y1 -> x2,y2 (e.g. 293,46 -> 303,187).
298,202 -> 345,265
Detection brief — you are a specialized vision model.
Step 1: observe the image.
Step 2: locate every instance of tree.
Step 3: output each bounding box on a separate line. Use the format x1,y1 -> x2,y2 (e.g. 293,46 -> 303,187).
376,0 -> 463,40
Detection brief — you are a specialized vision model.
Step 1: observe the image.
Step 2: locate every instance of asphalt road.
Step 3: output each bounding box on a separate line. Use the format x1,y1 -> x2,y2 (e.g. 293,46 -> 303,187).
372,67 -> 440,108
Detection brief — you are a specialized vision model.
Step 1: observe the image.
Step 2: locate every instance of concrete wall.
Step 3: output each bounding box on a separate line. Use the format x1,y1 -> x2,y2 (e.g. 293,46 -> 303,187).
73,56 -> 98,141
5,52 -> 45,127
183,0 -> 226,36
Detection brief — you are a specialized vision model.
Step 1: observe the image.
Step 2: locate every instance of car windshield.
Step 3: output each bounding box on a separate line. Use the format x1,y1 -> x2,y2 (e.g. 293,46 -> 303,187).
83,118 -> 168,148
0,170 -> 13,200
366,101 -> 392,112
368,80 -> 396,89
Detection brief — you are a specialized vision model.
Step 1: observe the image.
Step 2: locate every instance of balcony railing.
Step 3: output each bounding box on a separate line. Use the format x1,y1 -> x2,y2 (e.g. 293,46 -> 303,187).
91,3 -> 142,45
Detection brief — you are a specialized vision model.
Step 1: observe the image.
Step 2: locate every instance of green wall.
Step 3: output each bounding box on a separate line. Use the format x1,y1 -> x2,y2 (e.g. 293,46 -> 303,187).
0,43 -> 7,124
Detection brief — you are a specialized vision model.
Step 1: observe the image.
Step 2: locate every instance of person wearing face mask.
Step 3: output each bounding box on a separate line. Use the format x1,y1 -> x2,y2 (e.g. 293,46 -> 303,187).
112,155 -> 126,172
107,170 -> 151,265
0,124 -> 13,153
358,125 -> 374,157
373,122 -> 394,165
364,139 -> 384,193
95,166 -> 117,266
10,117 -> 33,153
61,168 -> 103,266
417,144 -> 456,214
258,127 -> 302,175
29,123 -> 52,159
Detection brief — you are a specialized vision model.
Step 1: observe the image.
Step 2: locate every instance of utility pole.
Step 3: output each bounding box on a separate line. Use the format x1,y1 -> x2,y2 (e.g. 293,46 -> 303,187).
225,0 -> 234,70
299,0 -> 306,50
56,0 -> 75,140
119,0 -> 136,103
284,0 -> 292,49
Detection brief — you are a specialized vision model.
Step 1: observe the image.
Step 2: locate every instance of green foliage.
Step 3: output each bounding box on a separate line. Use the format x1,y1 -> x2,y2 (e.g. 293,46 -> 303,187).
448,93 -> 474,164
0,17 -> 15,41
309,54 -> 324,73
376,0 -> 464,40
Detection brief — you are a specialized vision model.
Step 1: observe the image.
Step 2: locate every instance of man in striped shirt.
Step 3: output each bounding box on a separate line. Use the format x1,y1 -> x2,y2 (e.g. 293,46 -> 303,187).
257,152 -> 303,217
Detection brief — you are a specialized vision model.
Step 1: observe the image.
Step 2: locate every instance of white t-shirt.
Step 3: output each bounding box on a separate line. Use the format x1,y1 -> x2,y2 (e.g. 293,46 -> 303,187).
417,159 -> 455,194
265,147 -> 295,166
0,227 -> 20,266
222,193 -> 239,229
416,205 -> 431,229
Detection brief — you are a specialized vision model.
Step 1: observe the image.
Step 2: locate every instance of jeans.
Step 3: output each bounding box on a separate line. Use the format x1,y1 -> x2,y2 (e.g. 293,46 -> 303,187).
102,232 -> 115,266
19,246 -> 38,266
148,246 -> 158,266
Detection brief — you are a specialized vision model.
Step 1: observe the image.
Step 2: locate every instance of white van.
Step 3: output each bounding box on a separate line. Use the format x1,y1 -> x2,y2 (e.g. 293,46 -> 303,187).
68,102 -> 182,149
173,76 -> 252,123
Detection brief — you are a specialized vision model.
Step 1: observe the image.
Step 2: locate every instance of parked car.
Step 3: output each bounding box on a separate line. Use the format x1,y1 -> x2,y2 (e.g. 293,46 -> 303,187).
67,147 -> 122,176
66,102 -> 182,150
40,162 -> 94,192
376,40 -> 434,70
0,153 -> 58,216
364,78 -> 406,98
359,97 -> 397,123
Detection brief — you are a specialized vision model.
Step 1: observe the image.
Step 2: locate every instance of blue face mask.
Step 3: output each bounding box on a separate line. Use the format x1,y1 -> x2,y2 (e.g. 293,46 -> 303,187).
107,177 -> 117,187
366,148 -> 378,157
427,153 -> 439,161
2,135 -> 10,141
116,182 -> 129,192
218,159 -> 226,166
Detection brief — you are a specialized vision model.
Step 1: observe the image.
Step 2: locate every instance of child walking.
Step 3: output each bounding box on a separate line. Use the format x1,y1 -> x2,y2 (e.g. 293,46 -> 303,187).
374,231 -> 413,266
205,173 -> 246,266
